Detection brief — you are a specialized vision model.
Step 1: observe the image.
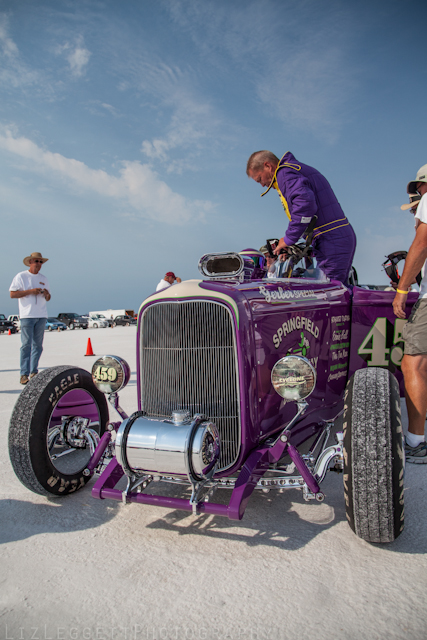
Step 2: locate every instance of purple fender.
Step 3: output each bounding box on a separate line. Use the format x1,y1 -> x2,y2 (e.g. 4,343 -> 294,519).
348,286 -> 418,395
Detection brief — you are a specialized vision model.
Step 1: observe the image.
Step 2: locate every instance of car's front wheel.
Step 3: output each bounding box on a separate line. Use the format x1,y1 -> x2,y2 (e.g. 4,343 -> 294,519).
9,366 -> 109,497
343,367 -> 404,543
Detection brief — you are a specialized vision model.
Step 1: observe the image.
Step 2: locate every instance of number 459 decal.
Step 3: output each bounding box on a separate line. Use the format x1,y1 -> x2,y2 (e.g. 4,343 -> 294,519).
358,317 -> 407,368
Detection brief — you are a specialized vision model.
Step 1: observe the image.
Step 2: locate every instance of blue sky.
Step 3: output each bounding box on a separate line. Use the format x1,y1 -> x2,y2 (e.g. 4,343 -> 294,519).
1,0 -> 426,316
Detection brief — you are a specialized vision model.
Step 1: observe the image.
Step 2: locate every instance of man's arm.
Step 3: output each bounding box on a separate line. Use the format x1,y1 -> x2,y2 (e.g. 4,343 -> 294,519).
393,222 -> 427,319
10,288 -> 44,299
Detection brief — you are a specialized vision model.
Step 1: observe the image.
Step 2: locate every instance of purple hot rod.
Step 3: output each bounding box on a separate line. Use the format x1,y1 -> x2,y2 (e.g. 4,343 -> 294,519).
9,247 -> 413,544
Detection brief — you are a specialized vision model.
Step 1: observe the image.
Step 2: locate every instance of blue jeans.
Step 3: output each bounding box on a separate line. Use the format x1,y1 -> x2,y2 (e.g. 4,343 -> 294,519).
20,318 -> 46,376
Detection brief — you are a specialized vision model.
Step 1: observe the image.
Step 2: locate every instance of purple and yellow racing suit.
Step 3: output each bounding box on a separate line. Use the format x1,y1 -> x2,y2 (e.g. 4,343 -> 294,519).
262,151 -> 357,283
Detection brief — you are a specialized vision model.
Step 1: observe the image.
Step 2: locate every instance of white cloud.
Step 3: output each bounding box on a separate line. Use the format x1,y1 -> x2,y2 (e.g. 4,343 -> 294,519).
140,90 -> 219,172
0,127 -> 213,224
257,48 -> 351,141
136,61 -> 238,173
163,0 -> 356,139
0,16 -> 18,57
67,41 -> 91,77
55,36 -> 91,78
0,14 -> 42,89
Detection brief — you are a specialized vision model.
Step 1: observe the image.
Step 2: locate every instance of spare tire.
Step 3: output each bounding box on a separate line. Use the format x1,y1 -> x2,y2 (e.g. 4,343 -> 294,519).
9,366 -> 109,497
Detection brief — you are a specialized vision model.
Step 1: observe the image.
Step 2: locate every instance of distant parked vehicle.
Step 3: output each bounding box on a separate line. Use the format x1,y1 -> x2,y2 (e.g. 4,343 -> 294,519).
86,316 -> 108,329
57,313 -> 88,330
0,314 -> 18,334
45,317 -> 67,331
88,313 -> 114,327
114,315 -> 137,326
8,315 -> 21,331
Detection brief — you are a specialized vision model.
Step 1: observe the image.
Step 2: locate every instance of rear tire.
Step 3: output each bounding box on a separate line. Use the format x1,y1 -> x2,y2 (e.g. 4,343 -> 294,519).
343,368 -> 404,543
9,366 -> 109,497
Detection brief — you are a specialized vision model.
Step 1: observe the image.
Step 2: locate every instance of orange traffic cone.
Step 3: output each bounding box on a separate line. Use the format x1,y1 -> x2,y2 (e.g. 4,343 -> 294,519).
85,338 -> 95,356
8,329 -> 11,335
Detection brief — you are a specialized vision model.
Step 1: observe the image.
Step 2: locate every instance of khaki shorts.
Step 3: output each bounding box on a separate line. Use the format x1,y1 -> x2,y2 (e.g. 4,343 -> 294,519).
403,298 -> 427,355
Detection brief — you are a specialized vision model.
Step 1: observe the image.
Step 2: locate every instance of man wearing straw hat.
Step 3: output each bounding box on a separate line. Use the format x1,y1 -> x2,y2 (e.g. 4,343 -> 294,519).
9,252 -> 51,385
393,165 -> 427,462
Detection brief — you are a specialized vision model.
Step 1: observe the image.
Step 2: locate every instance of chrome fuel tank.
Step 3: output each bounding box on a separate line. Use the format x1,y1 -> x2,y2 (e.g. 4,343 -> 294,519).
115,412 -> 220,481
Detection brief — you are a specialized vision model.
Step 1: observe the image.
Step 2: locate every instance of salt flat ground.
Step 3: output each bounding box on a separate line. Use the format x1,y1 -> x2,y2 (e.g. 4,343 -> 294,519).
0,327 -> 426,640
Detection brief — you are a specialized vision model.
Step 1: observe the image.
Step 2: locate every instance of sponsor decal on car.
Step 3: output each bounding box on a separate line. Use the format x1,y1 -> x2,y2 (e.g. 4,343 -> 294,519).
273,315 -> 320,349
259,285 -> 315,304
328,313 -> 350,383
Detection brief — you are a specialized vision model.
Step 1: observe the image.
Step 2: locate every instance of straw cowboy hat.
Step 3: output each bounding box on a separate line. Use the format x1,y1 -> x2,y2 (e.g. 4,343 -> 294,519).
401,194 -> 421,211
23,252 -> 49,267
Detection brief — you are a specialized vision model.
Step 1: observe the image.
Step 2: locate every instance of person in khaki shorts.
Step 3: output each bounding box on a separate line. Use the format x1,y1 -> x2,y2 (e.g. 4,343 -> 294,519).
393,164 -> 427,462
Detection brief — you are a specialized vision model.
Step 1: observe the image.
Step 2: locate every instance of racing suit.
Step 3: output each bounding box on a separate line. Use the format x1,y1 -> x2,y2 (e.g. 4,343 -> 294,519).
262,151 -> 357,283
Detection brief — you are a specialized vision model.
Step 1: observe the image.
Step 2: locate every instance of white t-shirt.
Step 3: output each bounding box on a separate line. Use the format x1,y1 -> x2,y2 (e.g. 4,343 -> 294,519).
156,279 -> 171,292
415,194 -> 427,298
9,270 -> 50,318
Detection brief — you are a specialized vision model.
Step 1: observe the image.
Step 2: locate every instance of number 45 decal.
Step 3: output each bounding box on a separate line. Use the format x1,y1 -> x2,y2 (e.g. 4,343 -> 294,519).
358,317 -> 407,368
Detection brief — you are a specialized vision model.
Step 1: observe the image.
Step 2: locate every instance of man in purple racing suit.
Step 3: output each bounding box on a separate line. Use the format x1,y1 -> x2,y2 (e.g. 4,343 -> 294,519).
247,150 -> 357,283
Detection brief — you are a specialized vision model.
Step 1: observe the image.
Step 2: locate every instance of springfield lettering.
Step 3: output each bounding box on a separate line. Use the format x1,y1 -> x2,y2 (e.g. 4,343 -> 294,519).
259,285 -> 314,304
273,316 -> 320,349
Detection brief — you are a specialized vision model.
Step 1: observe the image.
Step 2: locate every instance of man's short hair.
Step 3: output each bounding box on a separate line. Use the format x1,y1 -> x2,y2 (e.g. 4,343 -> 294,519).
246,151 -> 280,175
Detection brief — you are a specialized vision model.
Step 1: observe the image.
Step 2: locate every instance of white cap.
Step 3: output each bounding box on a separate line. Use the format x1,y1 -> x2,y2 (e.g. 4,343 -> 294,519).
407,164 -> 427,194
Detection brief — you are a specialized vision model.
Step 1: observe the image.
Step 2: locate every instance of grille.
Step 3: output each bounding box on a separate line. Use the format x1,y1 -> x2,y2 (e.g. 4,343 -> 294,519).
140,300 -> 241,471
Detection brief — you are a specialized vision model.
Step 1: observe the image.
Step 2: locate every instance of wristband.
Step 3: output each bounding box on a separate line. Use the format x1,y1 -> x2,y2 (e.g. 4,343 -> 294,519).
396,288 -> 409,295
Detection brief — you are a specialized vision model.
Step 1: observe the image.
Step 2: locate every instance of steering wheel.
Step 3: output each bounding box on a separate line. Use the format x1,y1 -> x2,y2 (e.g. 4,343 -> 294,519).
267,215 -> 318,279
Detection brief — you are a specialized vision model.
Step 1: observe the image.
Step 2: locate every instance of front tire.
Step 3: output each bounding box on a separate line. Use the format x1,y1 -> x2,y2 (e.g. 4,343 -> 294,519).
343,368 -> 404,543
9,366 -> 109,497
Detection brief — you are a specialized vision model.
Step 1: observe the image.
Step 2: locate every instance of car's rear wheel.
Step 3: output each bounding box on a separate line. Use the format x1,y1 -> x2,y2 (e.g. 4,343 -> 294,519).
343,367 -> 404,543
9,366 -> 109,497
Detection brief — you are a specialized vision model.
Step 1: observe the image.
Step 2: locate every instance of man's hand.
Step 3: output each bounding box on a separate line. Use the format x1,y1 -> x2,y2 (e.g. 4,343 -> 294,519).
10,288 -> 43,298
176,277 -> 182,284
273,238 -> 288,257
393,291 -> 408,319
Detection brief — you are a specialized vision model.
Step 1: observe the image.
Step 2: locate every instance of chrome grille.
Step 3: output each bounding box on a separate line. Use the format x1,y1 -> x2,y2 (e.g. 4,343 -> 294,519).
140,300 -> 241,471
